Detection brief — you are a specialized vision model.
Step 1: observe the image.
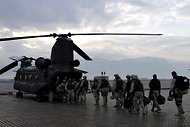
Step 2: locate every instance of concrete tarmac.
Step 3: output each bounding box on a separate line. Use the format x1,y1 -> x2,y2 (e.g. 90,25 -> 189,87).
0,90 -> 190,127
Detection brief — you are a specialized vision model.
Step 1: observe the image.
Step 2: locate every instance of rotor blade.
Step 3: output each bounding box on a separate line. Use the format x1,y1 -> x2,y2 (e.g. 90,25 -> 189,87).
0,61 -> 18,75
0,33 -> 162,42
9,56 -> 25,61
73,43 -> 92,61
69,33 -> 163,36
0,34 -> 57,42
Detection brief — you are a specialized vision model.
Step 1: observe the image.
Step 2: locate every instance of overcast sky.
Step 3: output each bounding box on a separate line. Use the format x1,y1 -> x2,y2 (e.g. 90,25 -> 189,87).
0,0 -> 190,78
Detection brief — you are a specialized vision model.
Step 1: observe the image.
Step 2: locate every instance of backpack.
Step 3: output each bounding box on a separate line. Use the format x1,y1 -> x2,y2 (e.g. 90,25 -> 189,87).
175,76 -> 190,90
100,79 -> 109,88
81,80 -> 89,90
133,79 -> 144,92
115,79 -> 124,92
157,95 -> 166,105
143,96 -> 151,106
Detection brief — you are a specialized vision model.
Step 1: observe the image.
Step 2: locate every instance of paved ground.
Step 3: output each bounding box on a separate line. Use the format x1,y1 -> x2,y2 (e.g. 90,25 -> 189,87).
0,90 -> 190,127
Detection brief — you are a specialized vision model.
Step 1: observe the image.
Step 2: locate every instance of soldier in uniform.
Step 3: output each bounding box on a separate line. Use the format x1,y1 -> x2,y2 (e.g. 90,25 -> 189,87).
129,75 -> 146,115
65,78 -> 75,104
170,71 -> 185,115
149,74 -> 161,112
78,76 -> 89,104
99,77 -> 110,106
123,75 -> 133,110
74,79 -> 81,104
91,78 -> 100,106
61,77 -> 68,103
113,74 -> 125,108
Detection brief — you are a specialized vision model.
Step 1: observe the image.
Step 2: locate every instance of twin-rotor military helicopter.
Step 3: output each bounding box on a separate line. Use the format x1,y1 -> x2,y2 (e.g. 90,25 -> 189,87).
0,32 -> 162,102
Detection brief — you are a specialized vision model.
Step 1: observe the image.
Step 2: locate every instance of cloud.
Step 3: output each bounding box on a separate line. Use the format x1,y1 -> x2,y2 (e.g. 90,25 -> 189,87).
171,1 -> 190,21
0,0 -> 177,32
0,0 -> 115,31
0,0 -> 190,66
0,28 -> 13,37
76,35 -> 190,62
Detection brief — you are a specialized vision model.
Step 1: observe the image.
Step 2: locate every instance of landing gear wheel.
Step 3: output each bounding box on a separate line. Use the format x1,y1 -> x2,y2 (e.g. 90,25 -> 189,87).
16,91 -> 23,98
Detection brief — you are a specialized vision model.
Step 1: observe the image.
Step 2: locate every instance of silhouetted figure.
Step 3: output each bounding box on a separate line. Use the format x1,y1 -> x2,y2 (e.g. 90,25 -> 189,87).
99,78 -> 110,106
170,71 -> 185,115
149,74 -> 161,112
129,75 -> 146,115
113,74 -> 124,108
78,76 -> 89,104
91,78 -> 100,106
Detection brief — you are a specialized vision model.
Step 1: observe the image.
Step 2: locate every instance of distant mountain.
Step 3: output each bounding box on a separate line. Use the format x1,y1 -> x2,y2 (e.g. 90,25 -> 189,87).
78,57 -> 189,80
0,56 -> 189,80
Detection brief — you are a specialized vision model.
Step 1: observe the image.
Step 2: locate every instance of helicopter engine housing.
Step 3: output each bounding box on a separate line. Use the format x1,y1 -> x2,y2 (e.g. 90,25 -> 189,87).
35,57 -> 51,69
72,59 -> 80,67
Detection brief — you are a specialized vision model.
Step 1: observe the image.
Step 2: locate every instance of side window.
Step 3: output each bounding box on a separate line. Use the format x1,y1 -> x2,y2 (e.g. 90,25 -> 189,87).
35,75 -> 39,80
25,75 -> 27,80
29,75 -> 32,80
19,74 -> 22,80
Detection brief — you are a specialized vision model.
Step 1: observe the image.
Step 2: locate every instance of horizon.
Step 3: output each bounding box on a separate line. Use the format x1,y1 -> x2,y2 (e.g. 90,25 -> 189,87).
0,56 -> 189,80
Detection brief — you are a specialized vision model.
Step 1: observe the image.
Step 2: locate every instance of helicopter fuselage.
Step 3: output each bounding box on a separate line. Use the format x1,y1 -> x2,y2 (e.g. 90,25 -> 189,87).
14,66 -> 48,94
14,65 -> 83,95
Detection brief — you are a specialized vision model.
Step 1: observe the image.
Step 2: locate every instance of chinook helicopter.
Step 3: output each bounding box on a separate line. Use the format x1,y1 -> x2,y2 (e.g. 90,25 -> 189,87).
0,32 -> 162,101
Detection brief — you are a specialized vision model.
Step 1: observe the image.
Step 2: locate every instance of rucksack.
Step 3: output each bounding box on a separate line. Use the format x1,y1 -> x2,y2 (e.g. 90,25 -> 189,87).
175,76 -> 190,90
157,95 -> 166,105
133,79 -> 144,92
115,79 -> 124,91
81,80 -> 89,90
100,79 -> 109,88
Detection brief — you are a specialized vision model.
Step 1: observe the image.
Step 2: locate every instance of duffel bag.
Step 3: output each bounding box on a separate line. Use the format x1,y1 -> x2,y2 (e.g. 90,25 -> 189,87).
143,96 -> 150,106
157,95 -> 166,105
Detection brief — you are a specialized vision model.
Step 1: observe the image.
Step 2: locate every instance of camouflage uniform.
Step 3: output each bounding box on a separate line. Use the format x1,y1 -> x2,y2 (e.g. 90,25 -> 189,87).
149,74 -> 161,112
98,78 -> 110,106
91,78 -> 100,106
130,75 -> 145,115
78,76 -> 89,104
74,80 -> 81,103
170,71 -> 185,115
66,78 -> 75,104
113,74 -> 124,108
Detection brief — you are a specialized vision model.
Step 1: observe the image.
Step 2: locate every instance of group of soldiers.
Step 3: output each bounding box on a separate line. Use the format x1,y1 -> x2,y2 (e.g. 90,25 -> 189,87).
51,76 -> 89,104
50,74 -> 145,111
90,71 -> 188,116
91,74 -> 147,115
52,71 -> 188,116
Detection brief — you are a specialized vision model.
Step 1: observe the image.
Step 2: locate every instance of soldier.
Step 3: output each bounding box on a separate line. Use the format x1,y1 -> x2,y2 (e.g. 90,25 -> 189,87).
61,77 -> 68,103
124,75 -> 132,98
78,76 -> 89,104
149,74 -> 161,112
129,75 -> 146,115
169,71 -> 185,115
99,77 -> 110,106
113,74 -> 125,108
65,78 -> 75,104
71,78 -> 78,103
74,79 -> 81,104
91,78 -> 100,106
123,75 -> 133,110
